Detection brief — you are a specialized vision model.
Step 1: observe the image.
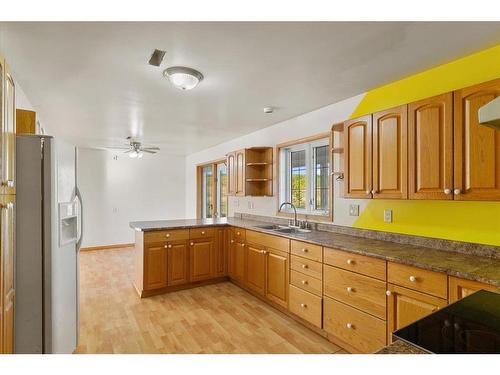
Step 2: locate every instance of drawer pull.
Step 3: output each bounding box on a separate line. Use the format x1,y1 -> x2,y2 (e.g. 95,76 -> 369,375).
165,233 -> 170,238
241,243 -> 245,247
300,303 -> 307,308
346,287 -> 354,293
301,264 -> 308,269
301,248 -> 308,253
190,242 -> 194,246
386,290 -> 391,296
444,188 -> 451,195
409,275 -> 417,282
454,189 -> 461,195
301,280 -> 308,285
164,245 -> 168,249
237,231 -> 241,235
346,259 -> 354,265
231,239 -> 234,243
168,244 -> 172,248
201,231 -> 205,235
346,323 -> 354,329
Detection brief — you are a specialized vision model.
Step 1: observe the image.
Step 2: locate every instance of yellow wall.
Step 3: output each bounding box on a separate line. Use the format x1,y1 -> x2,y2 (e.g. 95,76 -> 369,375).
349,44 -> 500,246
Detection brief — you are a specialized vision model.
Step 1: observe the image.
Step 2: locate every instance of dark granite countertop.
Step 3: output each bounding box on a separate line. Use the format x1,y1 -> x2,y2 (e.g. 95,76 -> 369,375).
130,217 -> 500,287
376,340 -> 427,354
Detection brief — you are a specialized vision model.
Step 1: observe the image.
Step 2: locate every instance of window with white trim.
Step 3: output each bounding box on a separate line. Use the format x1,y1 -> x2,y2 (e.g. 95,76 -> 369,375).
279,138 -> 330,216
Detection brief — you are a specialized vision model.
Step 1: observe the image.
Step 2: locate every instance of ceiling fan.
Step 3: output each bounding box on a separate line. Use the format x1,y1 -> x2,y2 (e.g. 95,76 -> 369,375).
105,137 -> 160,158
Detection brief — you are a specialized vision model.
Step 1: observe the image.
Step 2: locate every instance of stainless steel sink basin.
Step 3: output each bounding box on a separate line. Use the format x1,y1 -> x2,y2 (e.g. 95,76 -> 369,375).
253,224 -> 283,230
274,227 -> 312,234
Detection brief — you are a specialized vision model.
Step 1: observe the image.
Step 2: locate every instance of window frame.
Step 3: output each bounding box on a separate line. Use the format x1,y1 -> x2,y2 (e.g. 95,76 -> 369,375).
196,158 -> 228,219
276,132 -> 333,221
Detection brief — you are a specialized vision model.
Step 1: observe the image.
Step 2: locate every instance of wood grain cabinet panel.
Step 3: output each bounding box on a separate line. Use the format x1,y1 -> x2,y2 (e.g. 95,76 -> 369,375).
388,262 -> 447,299
324,296 -> 386,353
454,78 -> 500,200
227,152 -> 236,196
246,243 -> 266,295
290,255 -> 322,280
289,285 -> 322,328
265,248 -> 289,307
228,241 -> 246,283
344,115 -> 372,198
290,240 -> 322,262
190,238 -> 215,282
448,276 -> 499,303
143,244 -> 168,291
1,65 -> 15,195
290,270 -> 322,297
235,150 -> 245,196
372,105 -> 408,199
387,284 -> 447,343
1,196 -> 15,353
408,93 -> 454,200
323,265 -> 387,320
323,247 -> 387,281
145,229 -> 189,244
214,227 -> 228,277
167,241 -> 189,286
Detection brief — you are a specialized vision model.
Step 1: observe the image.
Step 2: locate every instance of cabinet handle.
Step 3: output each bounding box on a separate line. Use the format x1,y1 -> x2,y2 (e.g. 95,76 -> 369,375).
346,259 -> 354,265
165,233 -> 170,238
300,303 -> 307,308
346,323 -> 354,329
443,188 -> 451,195
301,264 -> 308,269
371,189 -> 377,194
201,231 -> 205,235
301,248 -> 308,253
301,280 -> 308,285
409,275 -> 417,282
190,242 -> 194,246
237,232 -> 240,236
386,290 -> 391,296
241,243 -> 245,247
346,287 -> 354,293
365,190 -> 371,195
164,245 -> 168,249
168,244 -> 172,248
454,188 -> 461,195
231,239 -> 234,243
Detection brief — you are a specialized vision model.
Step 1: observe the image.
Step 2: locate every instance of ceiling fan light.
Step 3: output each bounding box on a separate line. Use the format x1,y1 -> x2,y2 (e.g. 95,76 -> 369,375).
137,151 -> 144,158
163,66 -> 203,90
129,150 -> 138,158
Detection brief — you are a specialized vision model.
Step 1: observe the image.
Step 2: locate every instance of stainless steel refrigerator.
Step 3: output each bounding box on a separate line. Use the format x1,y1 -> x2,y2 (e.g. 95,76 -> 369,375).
15,135 -> 83,353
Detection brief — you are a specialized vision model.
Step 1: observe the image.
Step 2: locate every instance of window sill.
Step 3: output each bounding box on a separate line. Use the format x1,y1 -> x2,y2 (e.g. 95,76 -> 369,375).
276,210 -> 332,223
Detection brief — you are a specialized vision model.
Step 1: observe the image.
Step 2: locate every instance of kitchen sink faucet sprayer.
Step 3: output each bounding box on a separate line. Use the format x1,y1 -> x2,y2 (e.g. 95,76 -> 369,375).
279,202 -> 298,228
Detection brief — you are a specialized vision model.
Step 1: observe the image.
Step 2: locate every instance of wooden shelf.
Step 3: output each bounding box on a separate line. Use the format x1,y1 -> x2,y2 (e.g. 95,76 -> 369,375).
246,162 -> 270,166
246,178 -> 271,182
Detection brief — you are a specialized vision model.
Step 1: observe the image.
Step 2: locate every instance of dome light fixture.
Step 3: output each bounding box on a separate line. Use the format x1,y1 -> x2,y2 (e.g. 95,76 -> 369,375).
163,66 -> 204,90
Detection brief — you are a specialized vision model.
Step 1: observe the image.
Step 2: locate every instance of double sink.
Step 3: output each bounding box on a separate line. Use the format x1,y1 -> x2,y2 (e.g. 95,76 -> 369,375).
253,224 -> 312,234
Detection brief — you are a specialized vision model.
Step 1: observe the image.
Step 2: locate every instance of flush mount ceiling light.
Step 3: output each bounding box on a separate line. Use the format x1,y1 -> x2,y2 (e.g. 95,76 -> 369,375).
163,66 -> 204,90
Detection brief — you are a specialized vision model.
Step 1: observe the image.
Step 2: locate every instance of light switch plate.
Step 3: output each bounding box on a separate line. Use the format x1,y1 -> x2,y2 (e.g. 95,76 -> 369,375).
349,204 -> 359,216
384,209 -> 392,223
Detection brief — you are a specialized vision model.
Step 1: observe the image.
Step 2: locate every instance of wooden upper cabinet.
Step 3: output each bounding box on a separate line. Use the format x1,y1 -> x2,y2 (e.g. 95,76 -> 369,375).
227,152 -> 236,196
235,149 -> 245,196
190,238 -> 215,282
2,64 -> 15,195
408,93 -> 454,200
167,241 -> 189,286
344,115 -> 372,198
454,78 -> 500,200
372,105 -> 408,199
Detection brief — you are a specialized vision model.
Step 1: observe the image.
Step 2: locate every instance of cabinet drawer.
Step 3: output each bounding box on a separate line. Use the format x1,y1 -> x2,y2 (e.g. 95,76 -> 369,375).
145,229 -> 189,243
189,227 -> 216,239
291,240 -> 322,262
290,255 -> 322,280
289,285 -> 322,328
324,265 -> 387,320
246,230 -> 289,252
290,270 -> 322,297
324,296 -> 386,353
388,262 -> 447,299
324,247 -> 386,281
231,228 -> 246,243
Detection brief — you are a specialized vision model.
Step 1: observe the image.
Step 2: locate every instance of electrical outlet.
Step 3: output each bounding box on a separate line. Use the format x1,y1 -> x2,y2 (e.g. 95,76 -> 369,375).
112,207 -> 119,214
349,204 -> 359,216
384,209 -> 392,223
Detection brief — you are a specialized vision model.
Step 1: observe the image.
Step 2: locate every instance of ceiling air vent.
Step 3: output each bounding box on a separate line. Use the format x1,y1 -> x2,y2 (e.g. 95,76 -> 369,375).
148,49 -> 166,67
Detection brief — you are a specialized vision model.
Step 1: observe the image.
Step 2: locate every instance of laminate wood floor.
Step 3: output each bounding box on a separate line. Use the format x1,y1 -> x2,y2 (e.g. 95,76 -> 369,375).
75,247 -> 346,354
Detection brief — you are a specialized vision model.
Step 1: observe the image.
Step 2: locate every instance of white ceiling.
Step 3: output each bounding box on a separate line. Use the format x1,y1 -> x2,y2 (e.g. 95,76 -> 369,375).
1,22 -> 500,155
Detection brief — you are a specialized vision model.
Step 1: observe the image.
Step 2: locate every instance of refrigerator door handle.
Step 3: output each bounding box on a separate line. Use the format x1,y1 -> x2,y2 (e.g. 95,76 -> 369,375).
75,186 -> 83,251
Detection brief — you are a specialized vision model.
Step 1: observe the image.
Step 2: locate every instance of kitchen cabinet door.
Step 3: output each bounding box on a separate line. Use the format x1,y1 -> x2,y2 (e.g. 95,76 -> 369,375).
227,152 -> 236,196
233,242 -> 246,283
344,115 -> 372,198
387,284 -> 447,343
144,244 -> 168,291
454,78 -> 500,200
448,276 -> 499,303
1,196 -> 15,353
408,93 -> 454,200
372,105 -> 408,199
245,243 -> 266,295
235,149 -> 245,196
167,241 -> 189,286
214,227 -> 228,277
1,64 -> 15,195
265,248 -> 288,308
190,238 -> 215,282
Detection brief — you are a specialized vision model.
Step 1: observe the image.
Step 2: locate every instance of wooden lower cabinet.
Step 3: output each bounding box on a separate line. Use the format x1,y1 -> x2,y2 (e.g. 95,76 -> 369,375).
228,241 -> 246,283
1,195 -> 15,353
167,241 -> 189,286
144,244 -> 168,291
289,285 -> 322,328
324,296 -> 386,353
387,284 -> 447,343
190,238 -> 215,282
265,248 -> 289,308
246,243 -> 266,295
214,227 -> 228,277
448,276 -> 499,303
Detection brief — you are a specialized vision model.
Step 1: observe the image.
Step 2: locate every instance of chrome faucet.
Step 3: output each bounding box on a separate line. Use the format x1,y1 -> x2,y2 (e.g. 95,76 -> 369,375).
279,202 -> 298,228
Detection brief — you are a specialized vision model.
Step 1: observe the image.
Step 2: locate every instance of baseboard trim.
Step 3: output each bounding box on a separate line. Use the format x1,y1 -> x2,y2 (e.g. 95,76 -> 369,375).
80,243 -> 135,252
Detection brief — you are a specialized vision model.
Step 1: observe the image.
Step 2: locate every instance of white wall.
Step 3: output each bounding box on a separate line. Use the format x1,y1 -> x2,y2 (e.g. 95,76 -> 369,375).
184,94 -> 370,226
78,148 -> 186,248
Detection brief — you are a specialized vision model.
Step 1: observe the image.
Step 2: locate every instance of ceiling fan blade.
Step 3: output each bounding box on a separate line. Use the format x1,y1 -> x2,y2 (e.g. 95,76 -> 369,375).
124,149 -> 132,153
142,147 -> 160,151
142,149 -> 157,154
105,146 -> 130,150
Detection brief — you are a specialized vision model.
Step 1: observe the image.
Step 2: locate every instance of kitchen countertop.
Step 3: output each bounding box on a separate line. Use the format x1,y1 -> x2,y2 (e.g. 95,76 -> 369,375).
130,217 -> 500,287
376,340 -> 427,354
